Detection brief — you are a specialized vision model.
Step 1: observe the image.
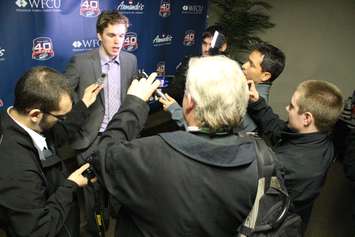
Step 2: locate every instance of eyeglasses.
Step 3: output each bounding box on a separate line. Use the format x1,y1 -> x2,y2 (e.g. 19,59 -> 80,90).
45,111 -> 67,122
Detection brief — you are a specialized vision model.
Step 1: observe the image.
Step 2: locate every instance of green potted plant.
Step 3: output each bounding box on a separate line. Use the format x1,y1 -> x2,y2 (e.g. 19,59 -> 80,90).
209,0 -> 275,61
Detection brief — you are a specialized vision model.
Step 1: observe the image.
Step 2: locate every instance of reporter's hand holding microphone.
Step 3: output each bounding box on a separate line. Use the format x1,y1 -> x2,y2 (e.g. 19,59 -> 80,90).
159,94 -> 177,111
127,72 -> 161,101
72,72 -> 161,188
66,74 -> 107,187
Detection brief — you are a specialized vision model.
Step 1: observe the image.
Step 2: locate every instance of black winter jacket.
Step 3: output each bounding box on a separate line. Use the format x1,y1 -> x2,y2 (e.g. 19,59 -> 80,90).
93,95 -> 259,237
0,101 -> 89,237
248,98 -> 335,225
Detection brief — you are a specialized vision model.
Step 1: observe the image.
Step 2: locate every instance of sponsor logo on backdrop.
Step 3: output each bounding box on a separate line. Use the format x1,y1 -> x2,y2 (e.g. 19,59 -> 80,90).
153,33 -> 173,47
80,0 -> 101,17
32,37 -> 54,61
117,0 -> 144,14
159,0 -> 171,18
72,38 -> 99,52
183,30 -> 195,46
15,0 -> 61,12
123,32 -> 138,52
181,4 -> 203,15
0,47 -> 5,61
156,61 -> 166,76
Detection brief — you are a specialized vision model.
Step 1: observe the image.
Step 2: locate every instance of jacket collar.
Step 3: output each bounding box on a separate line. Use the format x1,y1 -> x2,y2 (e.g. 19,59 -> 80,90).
281,127 -> 329,145
0,110 -> 37,152
159,131 -> 256,167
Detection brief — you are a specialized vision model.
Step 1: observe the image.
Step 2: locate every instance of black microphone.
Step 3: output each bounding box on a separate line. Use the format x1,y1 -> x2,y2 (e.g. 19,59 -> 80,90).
96,73 -> 107,85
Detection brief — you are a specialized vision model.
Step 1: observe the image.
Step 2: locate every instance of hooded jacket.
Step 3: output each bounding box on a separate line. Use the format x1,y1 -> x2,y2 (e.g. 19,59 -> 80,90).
93,95 -> 259,237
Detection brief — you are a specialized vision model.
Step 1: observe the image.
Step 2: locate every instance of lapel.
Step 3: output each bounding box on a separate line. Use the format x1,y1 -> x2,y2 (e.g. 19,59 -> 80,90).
119,52 -> 128,102
90,49 -> 105,106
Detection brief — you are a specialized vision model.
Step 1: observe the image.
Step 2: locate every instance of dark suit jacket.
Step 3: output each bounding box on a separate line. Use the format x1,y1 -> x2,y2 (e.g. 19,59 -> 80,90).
0,102 -> 89,237
64,48 -> 138,150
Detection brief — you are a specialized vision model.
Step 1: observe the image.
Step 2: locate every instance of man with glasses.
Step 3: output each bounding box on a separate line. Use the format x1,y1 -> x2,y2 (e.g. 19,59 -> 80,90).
0,66 -> 101,236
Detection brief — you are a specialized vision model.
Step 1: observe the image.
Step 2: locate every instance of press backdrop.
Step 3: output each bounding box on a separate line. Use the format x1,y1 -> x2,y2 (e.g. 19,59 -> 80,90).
0,0 -> 207,109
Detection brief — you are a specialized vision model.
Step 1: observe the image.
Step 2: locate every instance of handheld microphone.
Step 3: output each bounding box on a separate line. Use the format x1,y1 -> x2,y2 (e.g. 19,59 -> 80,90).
137,70 -> 168,100
96,73 -> 107,85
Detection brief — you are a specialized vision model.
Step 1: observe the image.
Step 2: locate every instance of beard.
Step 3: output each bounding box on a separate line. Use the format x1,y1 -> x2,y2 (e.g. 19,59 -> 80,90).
39,115 -> 55,133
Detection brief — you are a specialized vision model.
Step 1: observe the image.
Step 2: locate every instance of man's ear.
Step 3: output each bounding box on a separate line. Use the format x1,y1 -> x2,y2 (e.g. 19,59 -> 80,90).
303,112 -> 314,127
219,42 -> 228,53
28,109 -> 43,123
185,94 -> 196,112
260,71 -> 271,82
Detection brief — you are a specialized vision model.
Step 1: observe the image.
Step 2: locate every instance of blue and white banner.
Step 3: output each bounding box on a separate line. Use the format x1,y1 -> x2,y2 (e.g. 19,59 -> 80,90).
0,0 -> 208,109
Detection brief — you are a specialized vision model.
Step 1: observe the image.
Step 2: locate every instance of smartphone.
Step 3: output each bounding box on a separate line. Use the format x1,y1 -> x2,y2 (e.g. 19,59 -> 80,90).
155,75 -> 173,88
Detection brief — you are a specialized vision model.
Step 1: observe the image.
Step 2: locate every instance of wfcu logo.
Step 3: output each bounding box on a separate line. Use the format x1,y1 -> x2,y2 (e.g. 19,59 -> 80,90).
181,4 -> 203,15
117,0 -> 144,15
15,0 -> 61,12
72,38 -> 99,52
153,33 -> 173,47
0,46 -> 5,61
159,0 -> 171,18
183,30 -> 195,46
80,0 -> 101,18
123,32 -> 138,52
32,37 -> 54,61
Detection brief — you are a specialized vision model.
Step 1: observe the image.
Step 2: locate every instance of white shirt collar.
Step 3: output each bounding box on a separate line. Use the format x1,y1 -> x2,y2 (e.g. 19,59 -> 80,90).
7,107 -> 48,155
187,126 -> 200,132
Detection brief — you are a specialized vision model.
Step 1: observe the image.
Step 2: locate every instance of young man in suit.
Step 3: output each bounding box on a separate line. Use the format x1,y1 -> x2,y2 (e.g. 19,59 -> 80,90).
64,10 -> 138,236
65,10 -> 138,151
0,66 -> 100,236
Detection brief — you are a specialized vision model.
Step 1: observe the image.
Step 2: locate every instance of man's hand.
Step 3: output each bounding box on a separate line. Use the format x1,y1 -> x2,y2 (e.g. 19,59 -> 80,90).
159,94 -> 177,111
81,83 -> 103,108
247,80 -> 260,102
67,163 -> 97,187
127,72 -> 160,101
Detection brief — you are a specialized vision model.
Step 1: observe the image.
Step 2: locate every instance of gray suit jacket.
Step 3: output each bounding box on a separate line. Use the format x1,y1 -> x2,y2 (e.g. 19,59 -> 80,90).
64,48 -> 138,150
